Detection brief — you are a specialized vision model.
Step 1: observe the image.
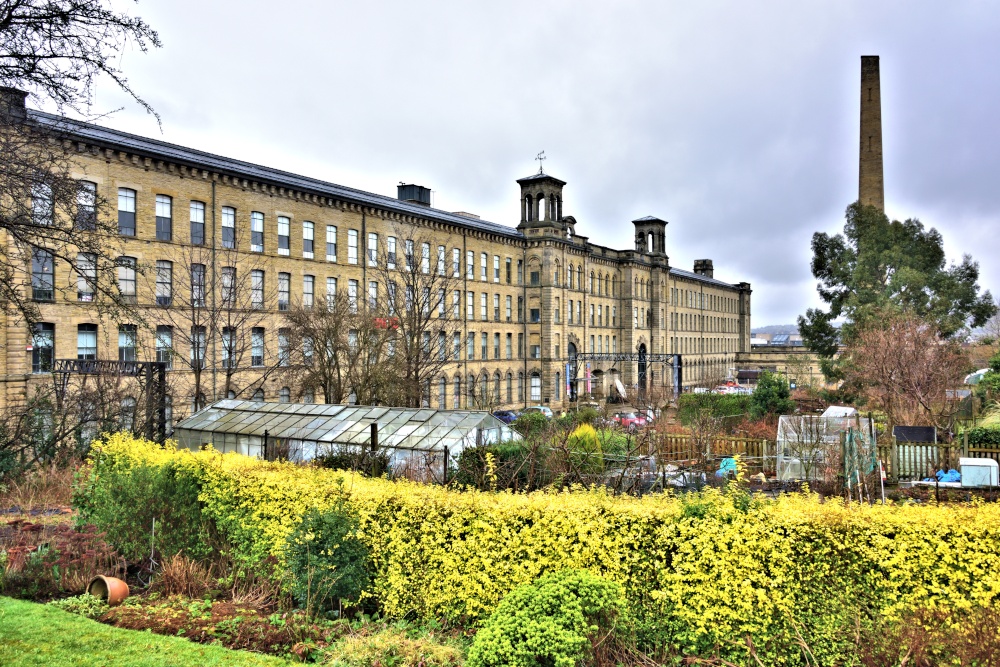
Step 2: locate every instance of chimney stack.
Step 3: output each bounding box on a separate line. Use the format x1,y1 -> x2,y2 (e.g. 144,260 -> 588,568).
0,87 -> 27,124
693,259 -> 714,278
859,56 -> 884,210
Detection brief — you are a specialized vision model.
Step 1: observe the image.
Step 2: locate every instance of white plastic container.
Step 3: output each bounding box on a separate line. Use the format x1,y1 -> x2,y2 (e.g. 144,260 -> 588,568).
959,458 -> 999,487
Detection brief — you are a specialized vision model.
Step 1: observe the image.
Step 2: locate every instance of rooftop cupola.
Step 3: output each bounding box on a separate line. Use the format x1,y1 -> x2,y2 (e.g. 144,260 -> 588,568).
632,216 -> 667,256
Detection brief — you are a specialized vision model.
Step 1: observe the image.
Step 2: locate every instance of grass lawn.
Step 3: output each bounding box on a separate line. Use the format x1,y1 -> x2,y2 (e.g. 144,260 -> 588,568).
0,596 -> 292,666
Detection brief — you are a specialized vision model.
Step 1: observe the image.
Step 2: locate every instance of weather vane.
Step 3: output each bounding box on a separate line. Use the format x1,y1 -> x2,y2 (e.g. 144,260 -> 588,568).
535,150 -> 546,175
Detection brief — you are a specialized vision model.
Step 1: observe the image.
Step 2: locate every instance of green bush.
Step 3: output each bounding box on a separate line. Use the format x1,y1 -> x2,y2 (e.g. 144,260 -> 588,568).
314,447 -> 390,477
73,459 -> 215,562
325,626 -> 464,667
454,442 -> 533,490
286,493 -> 370,614
966,425 -> 1000,447
466,569 -> 627,667
513,412 -> 549,438
48,593 -> 110,619
749,371 -> 795,419
677,393 -> 751,425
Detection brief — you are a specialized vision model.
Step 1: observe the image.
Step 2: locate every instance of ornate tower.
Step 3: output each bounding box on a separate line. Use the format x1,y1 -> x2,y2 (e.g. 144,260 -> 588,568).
516,172 -> 566,232
632,216 -> 667,256
860,55 -> 884,211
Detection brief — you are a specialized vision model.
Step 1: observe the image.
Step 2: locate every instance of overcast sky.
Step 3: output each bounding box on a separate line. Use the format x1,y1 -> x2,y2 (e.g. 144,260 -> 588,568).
77,1 -> 1000,326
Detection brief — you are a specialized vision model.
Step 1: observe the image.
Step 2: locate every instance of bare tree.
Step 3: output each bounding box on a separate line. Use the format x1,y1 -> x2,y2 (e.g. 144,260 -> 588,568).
282,294 -> 352,404
368,224 -> 463,408
0,0 -> 159,327
841,312 -> 970,432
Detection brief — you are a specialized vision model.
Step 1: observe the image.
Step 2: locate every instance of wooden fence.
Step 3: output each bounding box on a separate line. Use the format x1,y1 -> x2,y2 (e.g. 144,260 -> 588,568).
650,434 -> 773,473
879,434 -> 1000,482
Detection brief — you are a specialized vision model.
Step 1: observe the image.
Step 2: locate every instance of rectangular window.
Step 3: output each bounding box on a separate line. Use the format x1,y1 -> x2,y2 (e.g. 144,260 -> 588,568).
221,206 -> 236,249
438,288 -> 446,317
480,252 -> 487,281
506,333 -> 512,359
530,270 -> 540,286
612,306 -> 616,327
278,329 -> 290,366
493,294 -> 500,321
367,231 -> 377,266
453,290 -> 461,319
453,333 -> 461,360
191,264 -> 206,307
250,211 -> 264,252
453,248 -> 460,277
422,243 -> 431,274
405,240 -> 415,271
251,327 -> 265,367
302,221 -> 314,259
493,255 -> 500,282
437,245 -> 446,275
387,236 -> 396,269
554,298 -> 561,324
466,291 -> 474,320
118,324 -> 136,363
278,272 -> 290,310
481,333 -> 488,360
250,270 -> 264,309
480,293 -> 487,321
155,195 -> 172,241
31,248 -> 54,301
494,333 -> 501,359
155,260 -> 172,306
156,325 -> 173,368
32,323 -> 54,373
191,326 -> 206,369
77,253 -> 96,302
117,188 -> 136,236
530,375 -> 541,402
568,300 -> 574,324
76,181 -> 96,230
590,304 -> 595,326
517,260 -> 523,285
303,275 -> 315,308
576,301 -> 581,324
348,279 -> 358,313
517,296 -> 524,322
221,267 -> 236,305
117,256 -> 136,303
219,327 -> 236,368
466,250 -> 474,279
518,333 -> 524,358
274,216 -> 289,255
368,281 -> 378,308
467,332 -> 475,360
505,258 -> 512,284
506,295 -> 512,321
77,324 -> 97,361
326,277 -> 337,306
530,308 -> 540,323
326,225 -> 338,262
348,229 -> 358,264
190,201 -> 205,245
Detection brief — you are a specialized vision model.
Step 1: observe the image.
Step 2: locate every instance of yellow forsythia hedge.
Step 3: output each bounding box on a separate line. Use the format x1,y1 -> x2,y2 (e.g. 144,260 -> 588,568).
78,434 -> 1000,665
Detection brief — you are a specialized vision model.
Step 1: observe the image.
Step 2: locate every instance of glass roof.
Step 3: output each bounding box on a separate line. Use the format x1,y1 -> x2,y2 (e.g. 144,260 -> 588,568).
175,400 -> 520,452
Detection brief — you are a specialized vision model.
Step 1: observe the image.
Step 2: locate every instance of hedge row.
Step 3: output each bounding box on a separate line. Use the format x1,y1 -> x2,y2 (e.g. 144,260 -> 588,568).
75,434 -> 1000,665
966,425 -> 1000,446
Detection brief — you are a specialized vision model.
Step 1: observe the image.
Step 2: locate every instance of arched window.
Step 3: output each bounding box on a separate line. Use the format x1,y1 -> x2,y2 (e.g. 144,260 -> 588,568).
517,372 -> 525,402
576,267 -> 582,290
303,389 -> 314,404
493,372 -> 501,402
279,387 -> 290,403
612,275 -> 617,297
121,396 -> 136,432
252,388 -> 264,401
506,372 -> 513,403
439,376 -> 447,409
605,275 -> 610,296
479,371 -> 489,401
468,374 -> 476,398
589,272 -> 594,294
530,373 -> 541,402
227,390 -> 236,399
454,375 -> 462,407
524,194 -> 533,221
554,261 -> 560,286
164,395 -> 173,435
648,232 -> 654,253
568,265 -> 574,289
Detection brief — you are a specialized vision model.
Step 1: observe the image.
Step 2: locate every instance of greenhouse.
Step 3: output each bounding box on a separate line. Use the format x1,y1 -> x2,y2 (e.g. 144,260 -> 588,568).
173,400 -> 520,480
776,414 -> 875,481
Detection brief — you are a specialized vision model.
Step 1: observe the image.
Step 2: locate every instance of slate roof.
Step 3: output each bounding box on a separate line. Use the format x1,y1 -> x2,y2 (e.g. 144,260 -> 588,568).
668,267 -> 744,289
27,110 -> 524,240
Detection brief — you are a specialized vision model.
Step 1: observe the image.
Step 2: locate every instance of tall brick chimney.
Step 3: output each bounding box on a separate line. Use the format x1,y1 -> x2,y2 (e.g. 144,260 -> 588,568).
693,259 -> 714,278
859,56 -> 884,211
0,87 -> 28,123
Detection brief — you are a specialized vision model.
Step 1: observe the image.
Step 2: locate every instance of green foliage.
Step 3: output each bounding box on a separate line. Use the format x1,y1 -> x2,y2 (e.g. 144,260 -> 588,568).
325,626 -> 464,667
466,569 -> 627,667
73,459 -> 215,562
566,424 -> 603,474
749,371 -> 795,419
966,426 -> 1000,447
453,442 -> 533,490
799,201 -> 996,361
314,446 -> 391,477
978,350 -> 1000,399
512,412 -> 548,437
677,393 -> 751,425
48,594 -> 110,620
286,494 -> 370,614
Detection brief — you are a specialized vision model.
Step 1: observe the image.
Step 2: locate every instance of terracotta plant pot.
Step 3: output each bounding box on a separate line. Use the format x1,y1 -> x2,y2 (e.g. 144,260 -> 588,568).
88,575 -> 130,606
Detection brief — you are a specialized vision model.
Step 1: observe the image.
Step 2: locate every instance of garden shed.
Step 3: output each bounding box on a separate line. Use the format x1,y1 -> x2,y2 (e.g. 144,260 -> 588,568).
173,400 -> 519,480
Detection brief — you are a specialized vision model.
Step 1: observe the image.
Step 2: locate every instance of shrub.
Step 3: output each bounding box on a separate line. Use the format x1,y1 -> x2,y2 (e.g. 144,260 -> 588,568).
677,393 -> 751,425
749,371 -> 795,419
966,425 -> 1000,447
512,412 -> 548,437
326,627 -> 464,667
73,446 -> 216,562
466,569 -> 627,667
453,442 -> 534,490
314,447 -> 390,477
566,424 -> 603,474
286,492 -> 370,614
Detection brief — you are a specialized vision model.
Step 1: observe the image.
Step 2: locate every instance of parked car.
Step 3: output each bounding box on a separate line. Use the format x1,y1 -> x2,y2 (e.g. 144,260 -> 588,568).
611,411 -> 647,431
521,405 -> 553,419
492,410 -> 519,424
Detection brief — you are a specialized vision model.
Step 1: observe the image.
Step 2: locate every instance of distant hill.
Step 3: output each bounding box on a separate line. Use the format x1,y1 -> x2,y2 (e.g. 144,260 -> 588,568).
751,324 -> 799,335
